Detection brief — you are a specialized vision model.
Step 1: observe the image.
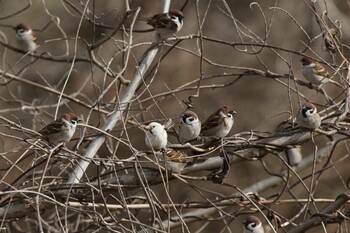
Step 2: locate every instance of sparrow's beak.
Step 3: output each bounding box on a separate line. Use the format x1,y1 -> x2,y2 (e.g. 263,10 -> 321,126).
145,125 -> 154,135
144,125 -> 151,133
232,111 -> 237,115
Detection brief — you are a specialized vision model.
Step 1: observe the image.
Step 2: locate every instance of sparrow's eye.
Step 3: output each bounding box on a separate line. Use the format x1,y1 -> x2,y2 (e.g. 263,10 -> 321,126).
18,29 -> 25,33
227,113 -> 233,118
188,117 -> 194,122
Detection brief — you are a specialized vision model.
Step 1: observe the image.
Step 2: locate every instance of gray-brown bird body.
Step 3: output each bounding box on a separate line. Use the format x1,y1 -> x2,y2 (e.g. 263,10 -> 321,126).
296,103 -> 321,129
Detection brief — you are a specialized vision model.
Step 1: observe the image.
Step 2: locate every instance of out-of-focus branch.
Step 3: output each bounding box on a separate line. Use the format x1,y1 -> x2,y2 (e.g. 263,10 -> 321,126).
288,190 -> 350,233
89,9 -> 134,50
0,40 -> 90,63
61,198 -> 350,210
0,70 -> 109,114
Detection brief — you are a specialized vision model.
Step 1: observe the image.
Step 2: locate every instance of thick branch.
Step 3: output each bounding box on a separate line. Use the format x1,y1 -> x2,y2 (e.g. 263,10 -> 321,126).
288,190 -> 350,233
68,2 -> 170,183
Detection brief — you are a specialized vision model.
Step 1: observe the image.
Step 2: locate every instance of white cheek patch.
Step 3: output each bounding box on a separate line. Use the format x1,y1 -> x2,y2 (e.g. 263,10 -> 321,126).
305,109 -> 315,117
186,117 -> 194,124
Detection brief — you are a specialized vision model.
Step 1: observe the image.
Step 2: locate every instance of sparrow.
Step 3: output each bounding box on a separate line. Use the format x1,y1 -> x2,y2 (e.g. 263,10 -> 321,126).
145,122 -> 168,151
13,23 -> 37,52
163,149 -> 192,172
178,111 -> 201,143
296,103 -> 321,130
141,9 -> 184,38
201,106 -> 236,138
323,28 -> 341,54
39,113 -> 81,145
243,215 -> 265,233
300,57 -> 340,86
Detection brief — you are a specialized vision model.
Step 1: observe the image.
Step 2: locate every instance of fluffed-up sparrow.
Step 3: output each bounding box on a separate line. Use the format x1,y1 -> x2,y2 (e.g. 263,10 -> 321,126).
243,215 -> 265,233
201,106 -> 236,138
39,112 -> 81,145
141,9 -> 184,39
145,122 -> 168,151
296,103 -> 321,130
14,23 -> 37,52
178,111 -> 201,143
300,57 -> 340,86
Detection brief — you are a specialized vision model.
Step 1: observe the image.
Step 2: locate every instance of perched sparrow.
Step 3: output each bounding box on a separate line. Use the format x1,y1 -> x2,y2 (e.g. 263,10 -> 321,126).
178,111 -> 201,143
243,215 -> 265,233
300,57 -> 340,86
141,9 -> 184,38
163,149 -> 192,172
145,122 -> 168,151
296,103 -> 321,129
201,106 -> 236,138
323,28 -> 341,54
14,23 -> 37,52
39,113 -> 81,145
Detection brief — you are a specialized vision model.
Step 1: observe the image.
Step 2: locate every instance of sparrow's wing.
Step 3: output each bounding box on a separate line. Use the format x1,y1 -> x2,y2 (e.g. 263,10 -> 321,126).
147,13 -> 171,28
314,63 -> 331,78
38,120 -> 64,136
201,113 -> 223,131
166,149 -> 190,163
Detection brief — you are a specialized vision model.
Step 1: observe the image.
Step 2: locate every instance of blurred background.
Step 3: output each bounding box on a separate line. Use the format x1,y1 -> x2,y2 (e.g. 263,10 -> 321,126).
0,0 -> 349,232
